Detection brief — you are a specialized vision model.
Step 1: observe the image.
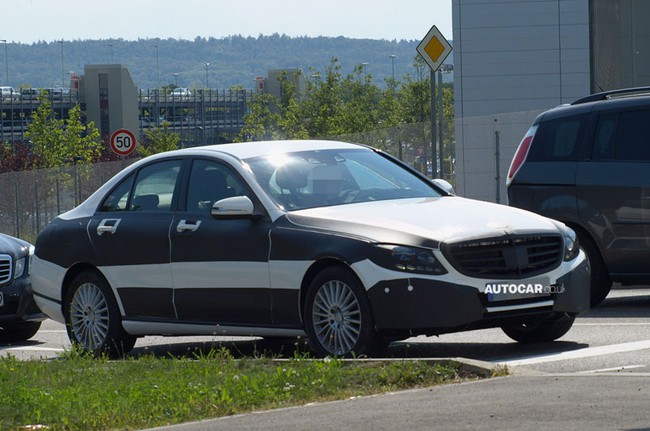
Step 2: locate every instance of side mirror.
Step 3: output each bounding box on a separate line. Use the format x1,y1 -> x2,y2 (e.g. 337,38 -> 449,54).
211,195 -> 255,218
432,178 -> 455,195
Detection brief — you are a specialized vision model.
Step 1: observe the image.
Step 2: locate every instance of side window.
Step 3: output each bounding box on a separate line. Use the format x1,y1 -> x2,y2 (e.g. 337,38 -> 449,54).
185,160 -> 246,212
615,110 -> 650,161
129,160 -> 183,211
527,114 -> 587,161
592,113 -> 617,160
99,174 -> 134,212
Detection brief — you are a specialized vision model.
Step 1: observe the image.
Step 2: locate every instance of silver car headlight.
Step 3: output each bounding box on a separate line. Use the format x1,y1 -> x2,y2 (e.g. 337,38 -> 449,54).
370,244 -> 447,275
14,257 -> 26,279
14,245 -> 34,279
563,228 -> 579,261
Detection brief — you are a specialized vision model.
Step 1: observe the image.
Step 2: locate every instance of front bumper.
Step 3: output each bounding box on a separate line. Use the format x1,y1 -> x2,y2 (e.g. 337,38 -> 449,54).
366,254 -> 590,337
0,276 -> 46,324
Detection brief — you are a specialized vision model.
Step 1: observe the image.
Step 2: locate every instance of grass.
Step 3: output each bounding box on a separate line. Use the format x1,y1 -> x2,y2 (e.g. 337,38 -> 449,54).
0,347 -> 477,431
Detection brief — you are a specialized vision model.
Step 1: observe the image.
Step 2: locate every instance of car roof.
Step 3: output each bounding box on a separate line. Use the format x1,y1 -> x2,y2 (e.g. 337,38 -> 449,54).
158,139 -> 368,161
536,89 -> 650,123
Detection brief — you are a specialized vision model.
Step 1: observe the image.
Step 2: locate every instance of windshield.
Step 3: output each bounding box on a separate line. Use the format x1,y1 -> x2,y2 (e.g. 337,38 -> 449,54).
245,148 -> 441,210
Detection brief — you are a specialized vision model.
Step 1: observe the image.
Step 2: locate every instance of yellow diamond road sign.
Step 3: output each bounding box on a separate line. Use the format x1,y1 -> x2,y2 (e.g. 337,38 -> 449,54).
417,25 -> 452,72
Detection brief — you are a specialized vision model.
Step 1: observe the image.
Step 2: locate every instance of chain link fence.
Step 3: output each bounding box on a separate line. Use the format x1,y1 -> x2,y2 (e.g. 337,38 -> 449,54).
454,109 -> 543,202
1,120 -> 456,242
0,159 -> 135,242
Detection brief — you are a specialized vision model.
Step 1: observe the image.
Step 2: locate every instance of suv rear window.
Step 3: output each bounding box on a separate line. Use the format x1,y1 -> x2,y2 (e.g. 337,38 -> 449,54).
527,114 -> 588,162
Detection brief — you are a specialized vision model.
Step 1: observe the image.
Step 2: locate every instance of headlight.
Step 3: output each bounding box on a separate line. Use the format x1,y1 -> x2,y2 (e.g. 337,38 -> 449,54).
14,245 -> 34,279
14,257 -> 26,279
371,244 -> 447,275
563,228 -> 579,261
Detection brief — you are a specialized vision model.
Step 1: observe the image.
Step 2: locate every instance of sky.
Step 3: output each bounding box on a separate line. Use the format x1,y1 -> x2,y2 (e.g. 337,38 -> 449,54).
2,0 -> 453,44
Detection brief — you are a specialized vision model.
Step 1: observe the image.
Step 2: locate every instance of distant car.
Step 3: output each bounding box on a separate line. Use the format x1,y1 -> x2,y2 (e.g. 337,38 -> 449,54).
41,88 -> 69,100
20,88 -> 41,100
170,88 -> 192,100
0,86 -> 20,102
32,140 -> 590,358
0,233 -> 45,342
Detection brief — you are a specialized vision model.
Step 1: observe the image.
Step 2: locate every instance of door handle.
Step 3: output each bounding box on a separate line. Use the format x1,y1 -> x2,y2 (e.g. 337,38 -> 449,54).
176,219 -> 202,233
97,219 -> 121,236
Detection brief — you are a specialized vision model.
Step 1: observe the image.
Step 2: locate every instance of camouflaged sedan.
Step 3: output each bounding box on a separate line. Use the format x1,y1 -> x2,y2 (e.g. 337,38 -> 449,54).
32,140 -> 590,357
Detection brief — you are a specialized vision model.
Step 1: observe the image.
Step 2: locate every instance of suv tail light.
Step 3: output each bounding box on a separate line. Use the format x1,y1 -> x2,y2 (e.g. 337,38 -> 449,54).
506,125 -> 537,186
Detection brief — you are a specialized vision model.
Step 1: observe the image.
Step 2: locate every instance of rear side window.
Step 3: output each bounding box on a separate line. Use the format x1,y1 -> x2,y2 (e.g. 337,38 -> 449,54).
527,114 -> 587,162
99,160 -> 183,212
592,110 -> 650,161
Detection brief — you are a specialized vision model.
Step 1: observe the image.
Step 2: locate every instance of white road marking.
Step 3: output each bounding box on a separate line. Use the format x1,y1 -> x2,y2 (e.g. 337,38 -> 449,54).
576,365 -> 646,373
493,339 -> 650,366
2,346 -> 65,352
575,322 -> 650,326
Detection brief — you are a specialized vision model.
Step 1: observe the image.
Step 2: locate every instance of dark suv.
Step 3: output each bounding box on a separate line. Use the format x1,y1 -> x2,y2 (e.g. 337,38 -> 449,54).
0,233 -> 44,342
507,87 -> 650,306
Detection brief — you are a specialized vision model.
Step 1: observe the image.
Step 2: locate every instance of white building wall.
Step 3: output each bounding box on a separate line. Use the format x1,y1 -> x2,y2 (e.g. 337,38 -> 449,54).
452,0 -> 590,201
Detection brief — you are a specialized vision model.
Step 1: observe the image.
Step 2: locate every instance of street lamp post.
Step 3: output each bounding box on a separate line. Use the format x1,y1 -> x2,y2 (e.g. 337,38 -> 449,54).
389,54 -> 396,84
204,62 -> 210,89
154,45 -> 159,89
59,40 -> 64,88
0,39 -> 8,86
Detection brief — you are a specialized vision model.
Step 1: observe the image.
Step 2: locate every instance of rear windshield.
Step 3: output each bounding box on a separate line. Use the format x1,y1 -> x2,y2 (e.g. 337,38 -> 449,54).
528,114 -> 588,162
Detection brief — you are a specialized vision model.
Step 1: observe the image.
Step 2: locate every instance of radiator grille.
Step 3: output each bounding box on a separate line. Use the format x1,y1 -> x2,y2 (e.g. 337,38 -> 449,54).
445,236 -> 563,279
0,254 -> 12,285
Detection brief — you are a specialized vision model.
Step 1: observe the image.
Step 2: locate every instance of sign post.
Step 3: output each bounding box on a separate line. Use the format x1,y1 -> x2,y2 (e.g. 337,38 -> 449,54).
417,25 -> 452,179
110,129 -> 137,157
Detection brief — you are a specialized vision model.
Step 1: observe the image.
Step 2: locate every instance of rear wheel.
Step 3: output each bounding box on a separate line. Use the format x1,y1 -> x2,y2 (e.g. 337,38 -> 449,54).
501,313 -> 575,343
0,321 -> 41,342
64,270 -> 136,358
577,232 -> 612,306
304,266 -> 384,357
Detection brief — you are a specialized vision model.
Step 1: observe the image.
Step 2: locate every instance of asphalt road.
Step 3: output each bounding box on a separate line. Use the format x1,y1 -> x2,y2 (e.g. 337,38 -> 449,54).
3,285 -> 650,429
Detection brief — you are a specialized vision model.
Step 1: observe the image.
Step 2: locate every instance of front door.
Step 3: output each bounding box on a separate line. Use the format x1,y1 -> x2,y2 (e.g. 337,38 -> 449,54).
170,158 -> 273,326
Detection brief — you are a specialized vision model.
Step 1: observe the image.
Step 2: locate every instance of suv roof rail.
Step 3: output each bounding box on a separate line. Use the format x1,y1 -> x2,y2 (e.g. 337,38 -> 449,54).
572,86 -> 650,105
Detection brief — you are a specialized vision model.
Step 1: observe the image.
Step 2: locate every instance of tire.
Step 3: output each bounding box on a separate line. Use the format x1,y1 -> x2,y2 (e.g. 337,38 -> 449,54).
501,313 -> 575,343
0,321 -> 41,342
577,232 -> 612,306
64,270 -> 136,358
304,266 -> 383,357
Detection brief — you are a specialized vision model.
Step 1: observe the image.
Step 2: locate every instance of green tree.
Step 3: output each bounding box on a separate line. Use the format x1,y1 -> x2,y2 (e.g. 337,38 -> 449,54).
25,94 -> 102,168
236,55 -> 455,159
138,122 -> 182,157
237,92 -> 280,141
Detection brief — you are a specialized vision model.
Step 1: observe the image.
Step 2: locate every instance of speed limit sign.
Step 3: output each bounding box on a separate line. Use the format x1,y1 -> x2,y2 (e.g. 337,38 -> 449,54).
110,129 -> 137,156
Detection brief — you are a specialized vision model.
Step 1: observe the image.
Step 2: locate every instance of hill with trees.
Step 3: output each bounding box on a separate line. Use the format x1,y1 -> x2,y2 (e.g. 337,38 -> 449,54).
4,34 -> 452,90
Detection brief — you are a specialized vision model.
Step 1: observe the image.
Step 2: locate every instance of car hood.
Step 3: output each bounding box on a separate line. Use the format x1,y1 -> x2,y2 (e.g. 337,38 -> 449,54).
285,196 -> 565,246
0,233 -> 31,258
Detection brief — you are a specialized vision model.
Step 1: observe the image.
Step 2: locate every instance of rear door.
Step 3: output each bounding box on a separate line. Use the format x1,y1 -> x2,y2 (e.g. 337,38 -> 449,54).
576,108 -> 650,277
88,159 -> 184,320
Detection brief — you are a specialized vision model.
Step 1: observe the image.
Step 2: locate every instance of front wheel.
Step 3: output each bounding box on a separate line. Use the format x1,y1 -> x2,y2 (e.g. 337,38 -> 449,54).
64,270 -> 136,358
501,313 -> 575,343
304,266 -> 383,357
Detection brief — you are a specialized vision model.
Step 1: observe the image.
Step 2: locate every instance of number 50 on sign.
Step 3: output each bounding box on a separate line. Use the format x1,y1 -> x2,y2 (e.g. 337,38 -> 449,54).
110,129 -> 137,156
